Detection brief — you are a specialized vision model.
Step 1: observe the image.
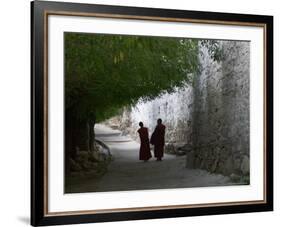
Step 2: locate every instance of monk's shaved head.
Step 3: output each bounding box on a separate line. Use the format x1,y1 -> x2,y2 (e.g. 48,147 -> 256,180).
157,118 -> 162,124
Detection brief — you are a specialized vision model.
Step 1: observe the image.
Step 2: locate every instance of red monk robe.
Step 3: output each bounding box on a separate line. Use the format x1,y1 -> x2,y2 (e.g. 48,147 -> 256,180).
151,123 -> 166,160
137,127 -> 152,161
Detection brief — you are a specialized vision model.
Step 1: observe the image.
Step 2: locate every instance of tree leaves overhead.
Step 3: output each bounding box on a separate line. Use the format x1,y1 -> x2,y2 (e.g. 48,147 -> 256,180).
200,40 -> 223,62
65,32 -> 199,122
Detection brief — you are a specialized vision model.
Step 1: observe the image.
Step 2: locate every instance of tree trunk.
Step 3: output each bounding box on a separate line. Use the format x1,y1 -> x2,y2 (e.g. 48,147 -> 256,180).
88,113 -> 96,153
65,108 -> 88,175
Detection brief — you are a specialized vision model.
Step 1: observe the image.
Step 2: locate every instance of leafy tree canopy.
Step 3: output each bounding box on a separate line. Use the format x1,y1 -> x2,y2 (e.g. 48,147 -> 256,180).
200,40 -> 223,61
65,33 -> 199,122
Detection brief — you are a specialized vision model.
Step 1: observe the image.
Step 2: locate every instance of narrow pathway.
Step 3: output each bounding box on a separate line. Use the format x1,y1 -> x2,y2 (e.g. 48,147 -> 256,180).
87,124 -> 231,192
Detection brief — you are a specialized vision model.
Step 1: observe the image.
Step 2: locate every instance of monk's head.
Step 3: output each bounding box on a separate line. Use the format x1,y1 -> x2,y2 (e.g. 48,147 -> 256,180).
157,118 -> 162,125
139,122 -> 144,127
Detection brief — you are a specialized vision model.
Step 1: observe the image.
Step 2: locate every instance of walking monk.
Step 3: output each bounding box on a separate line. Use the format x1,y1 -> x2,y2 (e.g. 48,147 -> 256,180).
137,122 -> 152,161
150,119 -> 166,161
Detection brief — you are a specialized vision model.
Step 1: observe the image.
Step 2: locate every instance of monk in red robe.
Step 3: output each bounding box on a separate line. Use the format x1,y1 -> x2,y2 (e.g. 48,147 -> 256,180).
150,118 -> 166,161
137,122 -> 152,161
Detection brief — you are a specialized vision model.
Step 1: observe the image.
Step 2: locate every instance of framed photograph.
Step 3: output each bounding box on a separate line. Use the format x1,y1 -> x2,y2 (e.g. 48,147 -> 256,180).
31,0 -> 273,226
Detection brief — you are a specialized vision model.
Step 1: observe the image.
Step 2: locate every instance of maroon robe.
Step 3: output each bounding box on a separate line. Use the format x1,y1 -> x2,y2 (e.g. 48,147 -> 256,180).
137,127 -> 152,161
150,124 -> 166,158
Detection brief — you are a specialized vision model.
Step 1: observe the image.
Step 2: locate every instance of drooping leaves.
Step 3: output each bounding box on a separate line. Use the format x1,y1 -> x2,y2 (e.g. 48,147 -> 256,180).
65,33 -> 199,122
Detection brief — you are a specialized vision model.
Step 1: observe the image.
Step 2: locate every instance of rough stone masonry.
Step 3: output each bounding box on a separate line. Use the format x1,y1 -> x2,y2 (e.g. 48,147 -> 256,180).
188,40 -> 250,180
104,40 -> 250,180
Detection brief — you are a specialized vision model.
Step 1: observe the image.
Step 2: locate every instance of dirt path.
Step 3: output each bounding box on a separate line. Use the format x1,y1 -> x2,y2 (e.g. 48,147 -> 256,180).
67,124 -> 230,193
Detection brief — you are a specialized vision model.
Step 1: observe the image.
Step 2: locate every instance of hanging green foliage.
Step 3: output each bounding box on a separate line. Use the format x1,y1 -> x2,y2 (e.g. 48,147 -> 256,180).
65,32 -> 199,122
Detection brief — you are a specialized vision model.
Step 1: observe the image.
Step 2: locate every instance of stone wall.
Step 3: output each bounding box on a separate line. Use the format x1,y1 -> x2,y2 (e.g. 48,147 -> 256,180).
187,41 -> 250,179
104,40 -> 250,179
105,84 -> 194,149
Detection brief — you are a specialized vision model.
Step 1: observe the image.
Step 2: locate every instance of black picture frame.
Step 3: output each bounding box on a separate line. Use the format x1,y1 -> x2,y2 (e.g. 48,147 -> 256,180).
31,0 -> 273,226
